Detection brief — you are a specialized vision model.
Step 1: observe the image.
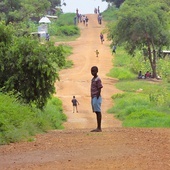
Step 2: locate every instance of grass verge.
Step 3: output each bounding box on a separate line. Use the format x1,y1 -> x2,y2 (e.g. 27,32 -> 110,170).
108,48 -> 170,128
0,94 -> 66,145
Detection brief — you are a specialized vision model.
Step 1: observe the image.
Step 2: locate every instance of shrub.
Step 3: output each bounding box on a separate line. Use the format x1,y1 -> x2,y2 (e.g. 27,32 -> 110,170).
0,93 -> 66,145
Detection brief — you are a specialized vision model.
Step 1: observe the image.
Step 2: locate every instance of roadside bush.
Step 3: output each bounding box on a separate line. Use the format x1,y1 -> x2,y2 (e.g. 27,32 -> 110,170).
108,67 -> 136,80
55,13 -> 76,26
102,6 -> 118,22
0,21 -> 68,109
0,93 -> 66,145
123,110 -> 170,127
56,25 -> 79,36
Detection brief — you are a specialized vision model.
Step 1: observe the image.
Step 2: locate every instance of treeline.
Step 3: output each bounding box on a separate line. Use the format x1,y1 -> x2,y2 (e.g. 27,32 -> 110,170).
104,0 -> 170,79
0,0 -> 61,24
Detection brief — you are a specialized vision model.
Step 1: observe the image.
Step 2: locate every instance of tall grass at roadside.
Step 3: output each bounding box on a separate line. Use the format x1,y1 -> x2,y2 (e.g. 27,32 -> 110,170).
62,45 -> 73,68
50,13 -> 80,41
108,88 -> 170,127
102,6 -> 118,22
0,94 -> 66,145
107,47 -> 170,127
107,48 -> 136,80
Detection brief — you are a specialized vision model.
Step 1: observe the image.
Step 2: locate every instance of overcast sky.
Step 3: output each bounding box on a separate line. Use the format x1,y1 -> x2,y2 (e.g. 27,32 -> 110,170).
61,0 -> 108,14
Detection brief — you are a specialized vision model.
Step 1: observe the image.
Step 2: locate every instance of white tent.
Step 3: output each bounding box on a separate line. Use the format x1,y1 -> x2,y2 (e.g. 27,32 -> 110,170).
39,16 -> 51,24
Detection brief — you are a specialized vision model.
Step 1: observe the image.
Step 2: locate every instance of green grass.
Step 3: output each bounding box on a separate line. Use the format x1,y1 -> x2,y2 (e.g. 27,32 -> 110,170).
102,6 -> 118,22
0,94 -> 67,145
49,13 -> 80,38
51,34 -> 80,42
107,47 -> 170,128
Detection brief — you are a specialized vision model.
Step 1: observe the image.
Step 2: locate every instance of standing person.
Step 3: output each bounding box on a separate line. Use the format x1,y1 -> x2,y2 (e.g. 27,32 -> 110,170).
100,33 -> 104,44
82,15 -> 86,25
97,6 -> 100,14
112,45 -> 116,54
74,16 -> 77,25
76,8 -> 79,16
71,96 -> 79,113
98,14 -> 102,24
46,33 -> 50,41
85,16 -> 89,26
95,50 -> 99,57
90,66 -> 103,132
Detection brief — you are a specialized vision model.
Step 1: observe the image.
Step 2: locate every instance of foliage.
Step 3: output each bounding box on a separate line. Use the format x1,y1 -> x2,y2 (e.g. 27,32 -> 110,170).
0,22 -> 67,109
123,110 -> 170,128
49,13 -> 80,38
55,13 -> 77,26
0,0 -> 55,24
102,6 -> 118,22
108,67 -> 136,80
108,88 -> 170,127
107,47 -> 136,80
107,47 -> 170,127
55,25 -> 79,36
106,0 -> 170,78
103,0 -> 125,8
0,93 -> 66,145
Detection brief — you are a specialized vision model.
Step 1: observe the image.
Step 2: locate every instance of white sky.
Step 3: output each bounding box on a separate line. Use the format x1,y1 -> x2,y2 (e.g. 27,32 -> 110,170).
61,0 -> 108,14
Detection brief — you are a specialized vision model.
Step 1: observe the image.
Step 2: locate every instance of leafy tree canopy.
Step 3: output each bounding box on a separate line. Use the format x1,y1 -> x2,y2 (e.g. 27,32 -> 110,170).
107,0 -> 170,78
0,22 -> 66,109
103,0 -> 125,8
0,0 -> 61,24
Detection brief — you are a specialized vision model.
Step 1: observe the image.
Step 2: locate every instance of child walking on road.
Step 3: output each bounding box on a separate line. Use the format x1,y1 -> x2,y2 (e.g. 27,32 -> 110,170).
71,96 -> 79,113
90,66 -> 103,132
100,33 -> 104,44
95,50 -> 99,57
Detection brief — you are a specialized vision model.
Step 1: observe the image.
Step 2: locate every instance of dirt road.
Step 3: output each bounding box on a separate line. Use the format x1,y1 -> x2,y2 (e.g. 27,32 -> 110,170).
0,14 -> 170,170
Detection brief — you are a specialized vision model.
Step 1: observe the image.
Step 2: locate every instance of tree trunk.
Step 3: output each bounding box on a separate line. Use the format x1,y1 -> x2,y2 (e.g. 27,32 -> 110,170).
147,39 -> 157,78
152,50 -> 157,78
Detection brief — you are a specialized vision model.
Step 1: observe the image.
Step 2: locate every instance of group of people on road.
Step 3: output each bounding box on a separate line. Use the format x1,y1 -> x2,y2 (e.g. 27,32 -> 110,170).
94,6 -> 100,14
74,8 -> 89,26
71,7 -> 118,133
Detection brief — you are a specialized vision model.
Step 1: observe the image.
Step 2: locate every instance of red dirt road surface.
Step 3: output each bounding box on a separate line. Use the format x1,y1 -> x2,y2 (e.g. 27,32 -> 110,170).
0,14 -> 170,170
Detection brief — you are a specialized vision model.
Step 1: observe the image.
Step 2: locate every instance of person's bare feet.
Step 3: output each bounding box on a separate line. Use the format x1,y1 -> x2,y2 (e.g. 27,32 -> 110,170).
90,128 -> 102,132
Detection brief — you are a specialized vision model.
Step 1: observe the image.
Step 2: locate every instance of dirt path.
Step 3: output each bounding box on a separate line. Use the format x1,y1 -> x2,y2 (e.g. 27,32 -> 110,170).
0,14 -> 170,170
55,14 -> 122,130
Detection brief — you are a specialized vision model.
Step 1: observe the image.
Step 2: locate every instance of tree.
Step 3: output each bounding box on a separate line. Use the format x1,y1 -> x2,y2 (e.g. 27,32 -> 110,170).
103,0 -> 125,8
0,22 -> 66,109
0,0 -> 61,24
107,0 -> 170,78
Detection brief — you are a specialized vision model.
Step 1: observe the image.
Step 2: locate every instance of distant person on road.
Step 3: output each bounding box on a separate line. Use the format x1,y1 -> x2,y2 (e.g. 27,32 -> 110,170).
74,16 -> 77,25
94,8 -> 97,14
76,8 -> 79,16
100,33 -> 104,44
71,96 -> 79,113
95,50 -> 99,57
112,45 -> 117,54
82,15 -> 86,25
98,14 -> 102,24
90,66 -> 103,132
85,16 -> 89,26
97,6 -> 100,14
